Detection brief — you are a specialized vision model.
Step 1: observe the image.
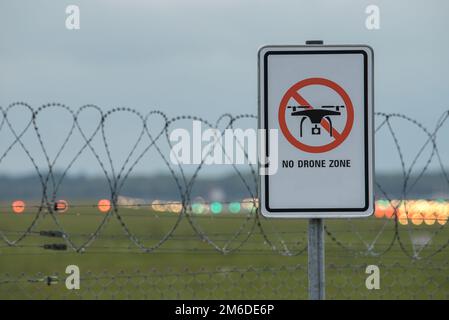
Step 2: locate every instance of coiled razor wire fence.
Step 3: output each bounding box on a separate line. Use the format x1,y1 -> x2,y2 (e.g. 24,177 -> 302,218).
0,103 -> 449,299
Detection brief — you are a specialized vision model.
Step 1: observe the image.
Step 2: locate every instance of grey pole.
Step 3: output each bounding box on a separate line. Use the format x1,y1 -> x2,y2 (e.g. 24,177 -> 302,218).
305,40 -> 325,300
308,218 -> 325,299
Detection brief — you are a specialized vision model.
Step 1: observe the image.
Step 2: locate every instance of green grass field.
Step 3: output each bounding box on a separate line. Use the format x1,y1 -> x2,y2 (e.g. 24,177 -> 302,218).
0,203 -> 448,299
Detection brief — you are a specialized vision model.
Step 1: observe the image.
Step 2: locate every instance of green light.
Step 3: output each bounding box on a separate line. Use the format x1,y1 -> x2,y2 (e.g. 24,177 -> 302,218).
228,202 -> 241,214
192,203 -> 204,214
210,202 -> 222,214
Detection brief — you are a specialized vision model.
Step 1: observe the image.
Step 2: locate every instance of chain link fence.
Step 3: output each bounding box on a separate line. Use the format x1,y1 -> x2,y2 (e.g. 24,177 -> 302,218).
1,259 -> 448,299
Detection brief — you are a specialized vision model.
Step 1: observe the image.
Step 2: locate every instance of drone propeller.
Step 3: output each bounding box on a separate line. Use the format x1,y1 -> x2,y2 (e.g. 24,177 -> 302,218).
287,105 -> 310,112
322,105 -> 345,112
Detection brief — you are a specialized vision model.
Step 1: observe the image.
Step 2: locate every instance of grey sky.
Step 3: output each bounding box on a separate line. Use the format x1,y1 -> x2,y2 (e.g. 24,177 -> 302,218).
1,0 -> 448,176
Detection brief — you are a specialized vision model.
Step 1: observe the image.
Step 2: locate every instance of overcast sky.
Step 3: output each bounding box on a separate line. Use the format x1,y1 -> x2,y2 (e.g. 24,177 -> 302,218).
1,0 -> 448,176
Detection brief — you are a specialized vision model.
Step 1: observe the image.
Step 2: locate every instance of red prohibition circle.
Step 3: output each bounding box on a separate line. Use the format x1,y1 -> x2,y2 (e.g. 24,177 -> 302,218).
278,77 -> 354,153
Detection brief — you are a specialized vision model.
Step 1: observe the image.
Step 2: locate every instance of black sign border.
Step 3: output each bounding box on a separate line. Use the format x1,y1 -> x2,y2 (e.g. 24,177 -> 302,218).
263,49 -> 370,213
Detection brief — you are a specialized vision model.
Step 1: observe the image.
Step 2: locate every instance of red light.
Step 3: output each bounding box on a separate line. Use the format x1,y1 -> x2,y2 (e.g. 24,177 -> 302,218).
54,200 -> 69,213
98,199 -> 111,213
12,200 -> 25,214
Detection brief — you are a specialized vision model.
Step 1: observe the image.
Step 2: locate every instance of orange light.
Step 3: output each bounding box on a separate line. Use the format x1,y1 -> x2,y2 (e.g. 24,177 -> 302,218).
404,200 -> 414,218
436,212 -> 448,225
374,209 -> 384,218
414,200 -> 430,216
410,212 -> 423,225
423,212 -> 436,225
375,200 -> 393,218
12,200 -> 25,214
398,215 -> 408,225
395,201 -> 405,216
435,202 -> 448,225
397,202 -> 408,225
374,203 -> 385,218
54,200 -> 69,213
98,199 -> 111,213
383,201 -> 396,219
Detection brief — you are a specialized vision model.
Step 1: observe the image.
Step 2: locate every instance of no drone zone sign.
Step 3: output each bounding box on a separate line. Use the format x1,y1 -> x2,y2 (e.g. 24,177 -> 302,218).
258,45 -> 374,218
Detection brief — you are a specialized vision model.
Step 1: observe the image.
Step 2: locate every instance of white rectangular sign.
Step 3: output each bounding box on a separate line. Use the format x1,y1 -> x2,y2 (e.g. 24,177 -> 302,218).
258,45 -> 374,218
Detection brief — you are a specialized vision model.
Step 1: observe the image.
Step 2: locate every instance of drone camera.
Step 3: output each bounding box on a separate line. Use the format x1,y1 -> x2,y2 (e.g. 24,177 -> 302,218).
312,124 -> 321,135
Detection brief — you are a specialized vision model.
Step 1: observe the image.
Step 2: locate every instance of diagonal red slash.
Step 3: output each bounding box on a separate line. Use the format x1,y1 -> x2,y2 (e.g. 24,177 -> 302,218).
290,91 -> 342,140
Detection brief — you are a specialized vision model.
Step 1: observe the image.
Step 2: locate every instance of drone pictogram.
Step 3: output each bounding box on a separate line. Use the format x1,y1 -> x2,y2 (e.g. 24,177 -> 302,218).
287,105 -> 345,138
278,77 -> 354,153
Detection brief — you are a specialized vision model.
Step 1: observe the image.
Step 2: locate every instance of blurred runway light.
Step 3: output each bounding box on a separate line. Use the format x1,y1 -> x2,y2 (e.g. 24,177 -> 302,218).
228,202 -> 241,214
98,199 -> 111,213
374,199 -> 449,226
54,200 -> 69,213
170,203 -> 182,214
151,200 -> 164,212
210,202 -> 222,214
11,200 -> 25,214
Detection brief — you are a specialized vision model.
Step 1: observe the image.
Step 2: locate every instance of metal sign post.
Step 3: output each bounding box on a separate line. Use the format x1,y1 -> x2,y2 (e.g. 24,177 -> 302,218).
258,40 -> 374,300
306,41 -> 325,301
308,218 -> 325,299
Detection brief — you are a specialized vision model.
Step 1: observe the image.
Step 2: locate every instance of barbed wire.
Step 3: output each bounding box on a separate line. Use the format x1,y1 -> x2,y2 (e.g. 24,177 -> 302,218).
0,103 -> 448,259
